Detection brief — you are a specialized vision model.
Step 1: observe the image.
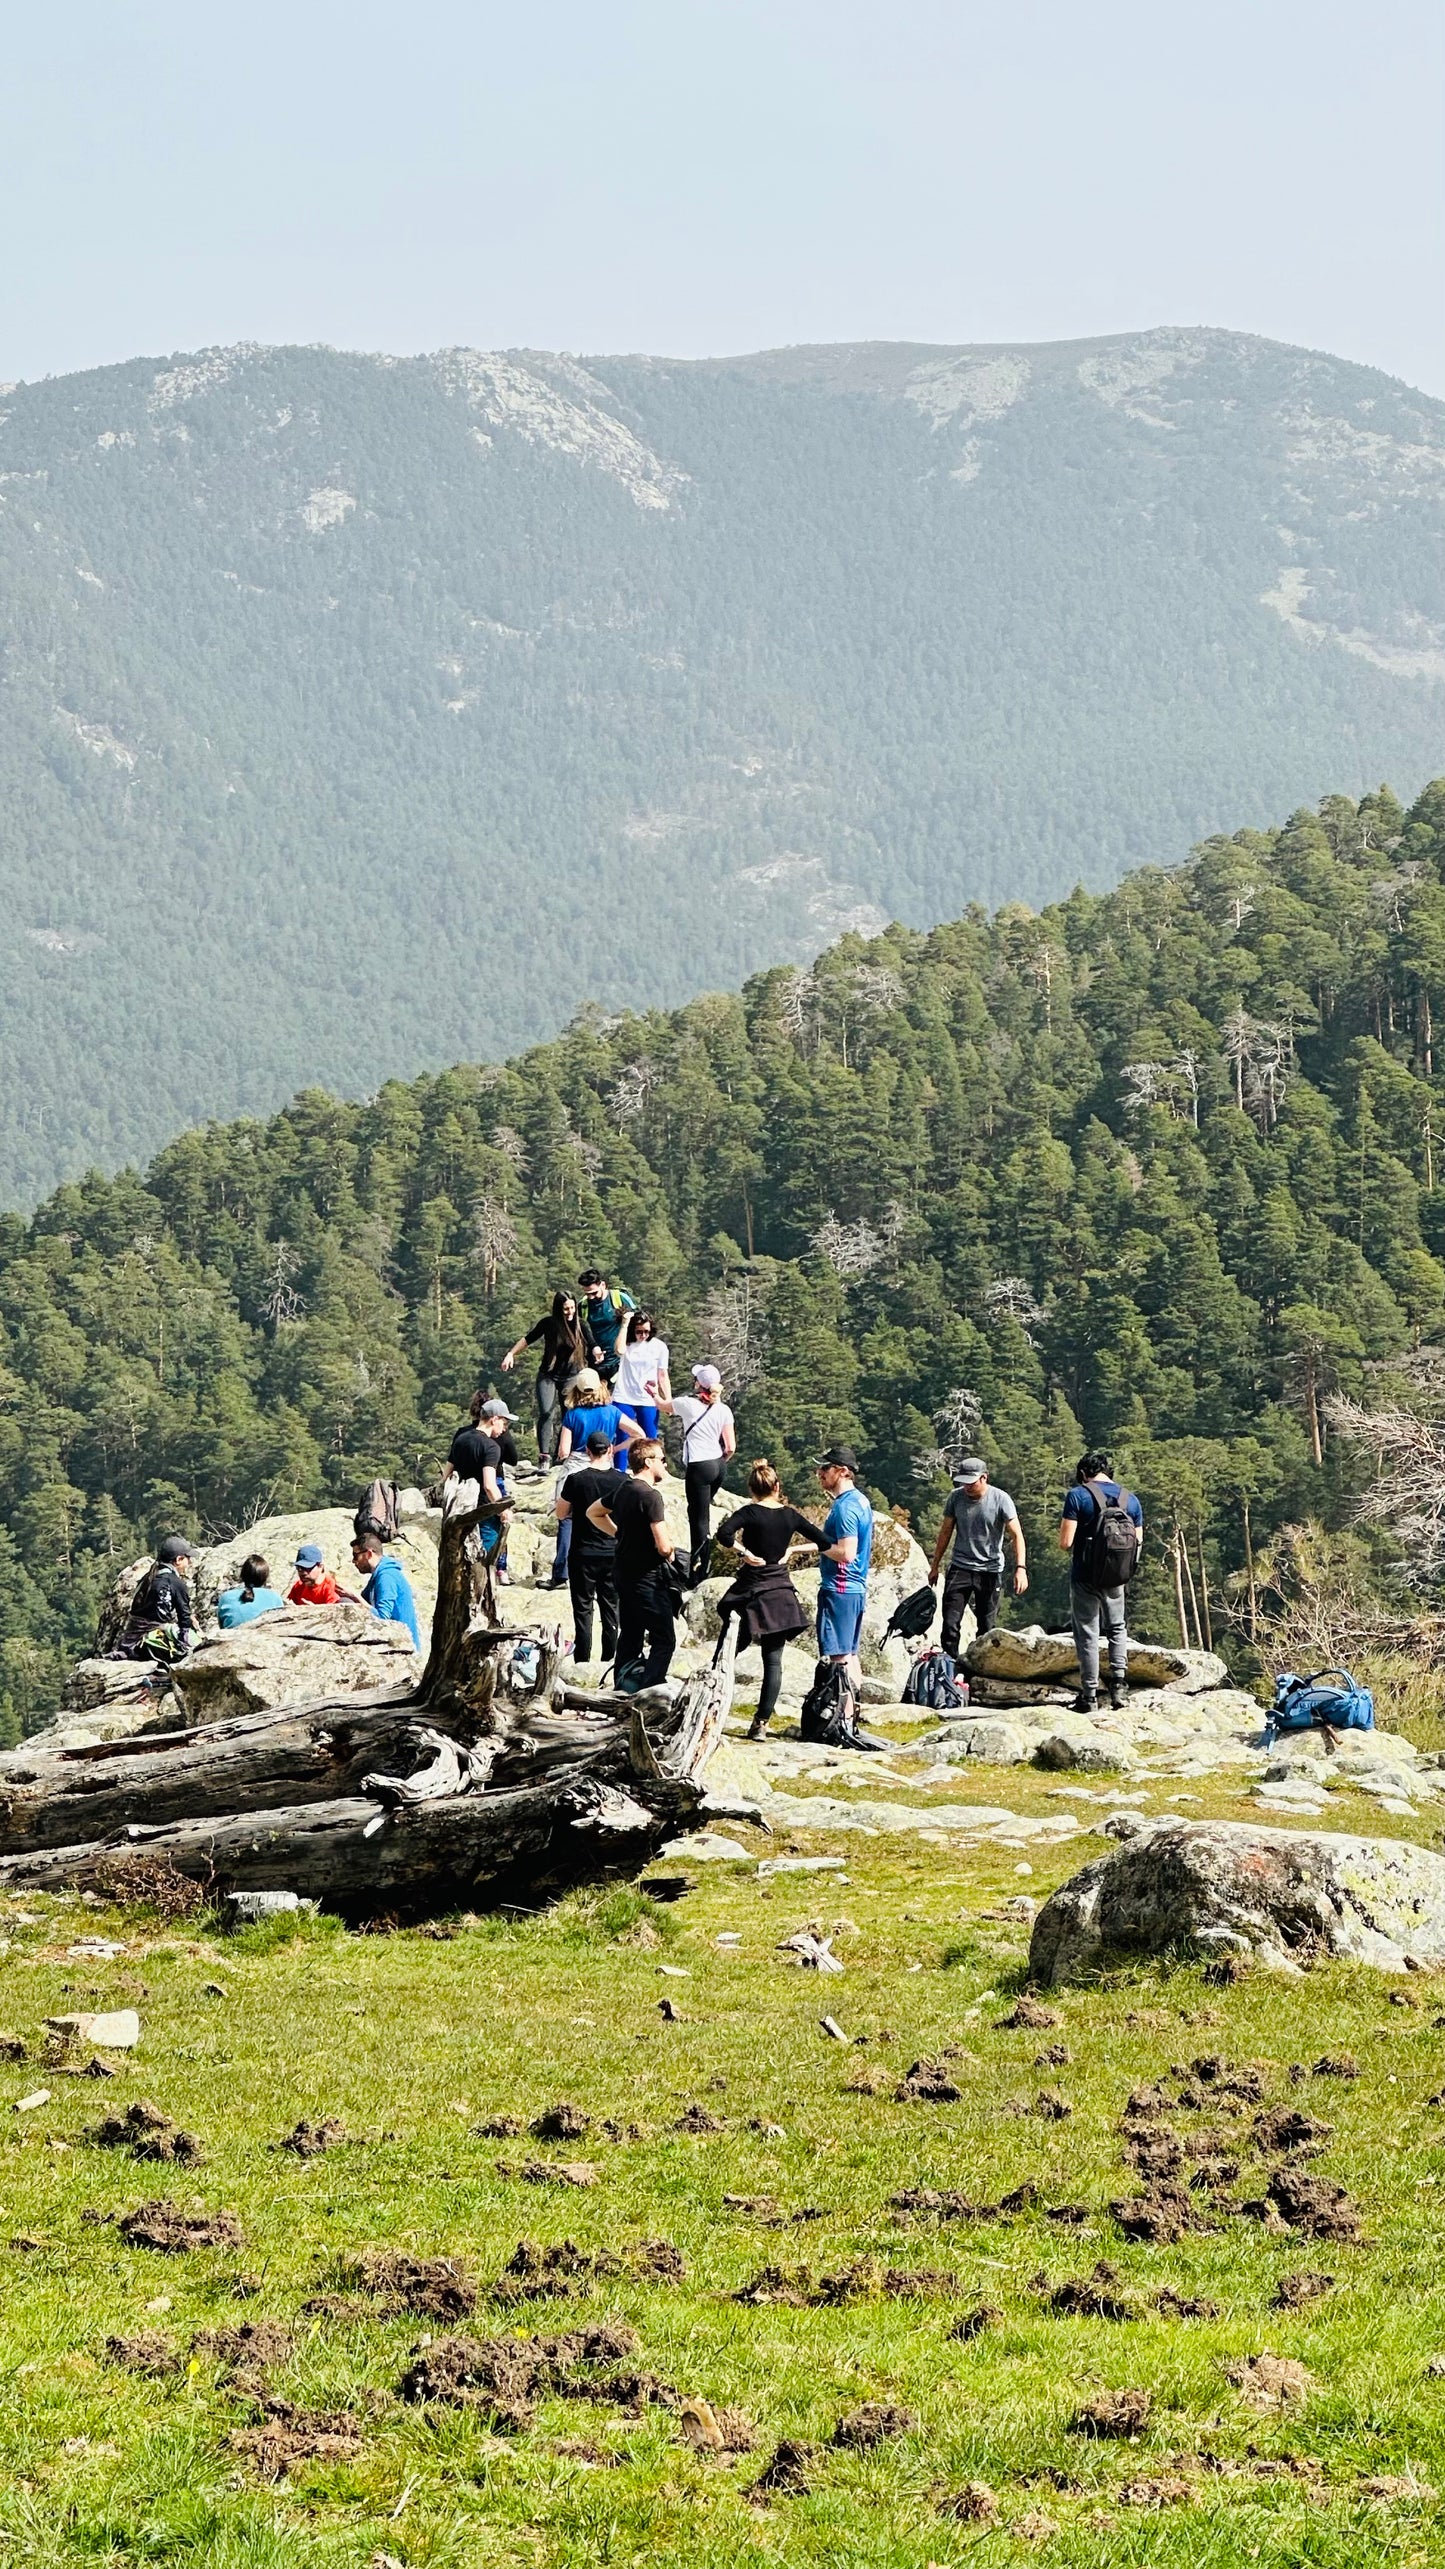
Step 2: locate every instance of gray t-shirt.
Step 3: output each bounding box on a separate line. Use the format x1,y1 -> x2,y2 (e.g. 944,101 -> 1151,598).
943,1483 -> 1019,1571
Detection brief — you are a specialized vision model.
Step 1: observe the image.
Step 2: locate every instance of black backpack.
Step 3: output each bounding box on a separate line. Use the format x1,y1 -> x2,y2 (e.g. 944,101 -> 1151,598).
799,1659 -> 861,1746
1074,1483 -> 1142,1589
902,1647 -> 968,1712
883,1583 -> 938,1644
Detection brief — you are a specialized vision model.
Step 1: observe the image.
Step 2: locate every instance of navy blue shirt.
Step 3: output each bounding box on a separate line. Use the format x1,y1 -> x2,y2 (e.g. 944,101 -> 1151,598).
1061,1479 -> 1143,1584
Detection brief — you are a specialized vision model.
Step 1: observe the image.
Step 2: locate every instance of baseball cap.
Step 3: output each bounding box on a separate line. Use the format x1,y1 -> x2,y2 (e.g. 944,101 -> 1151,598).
158,1533 -> 195,1564
480,1397 -> 517,1422
691,1362 -> 722,1389
294,1542 -> 324,1569
815,1444 -> 858,1472
953,1457 -> 988,1482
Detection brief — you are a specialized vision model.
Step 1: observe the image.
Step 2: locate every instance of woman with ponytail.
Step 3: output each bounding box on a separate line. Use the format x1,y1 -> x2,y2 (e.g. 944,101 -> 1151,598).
216,1552 -> 286,1628
716,1462 -> 827,1740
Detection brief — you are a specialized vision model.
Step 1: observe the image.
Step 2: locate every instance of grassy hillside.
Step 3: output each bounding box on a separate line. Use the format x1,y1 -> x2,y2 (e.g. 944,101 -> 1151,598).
1,779 -> 1444,1736
0,327 -> 1442,1195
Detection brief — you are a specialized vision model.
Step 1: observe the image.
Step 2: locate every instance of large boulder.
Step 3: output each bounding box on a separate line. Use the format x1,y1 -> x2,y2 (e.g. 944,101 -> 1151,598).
965,1625 -> 1227,1693
1029,1818 -> 1445,1982
168,1599 -> 418,1722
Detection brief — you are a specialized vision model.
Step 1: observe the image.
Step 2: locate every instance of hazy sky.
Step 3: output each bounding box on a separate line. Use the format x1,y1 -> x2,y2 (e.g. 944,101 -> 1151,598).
5,0 -> 1441,393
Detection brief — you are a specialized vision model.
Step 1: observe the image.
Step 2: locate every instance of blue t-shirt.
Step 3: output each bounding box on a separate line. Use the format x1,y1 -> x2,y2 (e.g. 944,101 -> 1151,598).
563,1402 -> 623,1456
1061,1479 -> 1143,1583
818,1487 -> 874,1595
216,1585 -> 286,1628
363,1554 -> 420,1649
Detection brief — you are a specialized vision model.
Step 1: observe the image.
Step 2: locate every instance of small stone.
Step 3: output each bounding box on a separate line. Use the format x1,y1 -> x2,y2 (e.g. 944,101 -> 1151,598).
45,2011 -> 140,2050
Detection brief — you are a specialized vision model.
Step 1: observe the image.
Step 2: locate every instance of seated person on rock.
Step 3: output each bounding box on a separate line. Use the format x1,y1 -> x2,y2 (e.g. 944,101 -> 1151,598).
287,1542 -> 351,1605
216,1552 -> 287,1628
112,1534 -> 198,1661
351,1530 -> 421,1651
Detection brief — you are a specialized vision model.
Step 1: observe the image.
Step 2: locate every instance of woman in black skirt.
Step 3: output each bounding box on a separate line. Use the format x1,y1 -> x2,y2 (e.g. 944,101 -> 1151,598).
716,1460 -> 828,1740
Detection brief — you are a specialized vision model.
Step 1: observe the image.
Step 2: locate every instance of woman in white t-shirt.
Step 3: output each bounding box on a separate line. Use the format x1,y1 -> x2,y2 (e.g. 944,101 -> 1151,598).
613,1309 -> 672,1447
669,1362 -> 736,1584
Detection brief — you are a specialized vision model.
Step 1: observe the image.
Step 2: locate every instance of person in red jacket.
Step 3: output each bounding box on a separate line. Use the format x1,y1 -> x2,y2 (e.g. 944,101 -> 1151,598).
287,1542 -> 351,1605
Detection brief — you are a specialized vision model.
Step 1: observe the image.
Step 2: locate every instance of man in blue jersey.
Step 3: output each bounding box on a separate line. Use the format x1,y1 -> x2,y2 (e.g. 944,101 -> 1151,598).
351,1531 -> 421,1653
814,1443 -> 874,1687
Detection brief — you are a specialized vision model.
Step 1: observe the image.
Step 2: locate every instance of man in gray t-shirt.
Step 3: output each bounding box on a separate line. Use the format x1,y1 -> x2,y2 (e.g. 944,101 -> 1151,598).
927,1460 -> 1028,1658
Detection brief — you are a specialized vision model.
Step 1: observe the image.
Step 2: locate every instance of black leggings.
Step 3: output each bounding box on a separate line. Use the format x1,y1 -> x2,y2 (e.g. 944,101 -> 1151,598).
756,1636 -> 787,1723
684,1455 -> 728,1577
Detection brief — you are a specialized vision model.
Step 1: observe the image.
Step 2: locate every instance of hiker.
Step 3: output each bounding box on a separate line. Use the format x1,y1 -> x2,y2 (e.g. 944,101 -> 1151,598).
577,1268 -> 636,1384
1058,1449 -> 1144,1714
499,1290 -> 588,1462
446,1392 -> 520,1575
586,1437 -> 677,1692
927,1458 -> 1027,1656
555,1369 -> 645,1469
670,1362 -> 736,1582
717,1461 -> 827,1740
612,1307 -> 672,1443
555,1427 -> 625,1666
288,1543 -> 349,1606
814,1444 -> 874,1686
111,1534 -> 198,1662
216,1552 -> 286,1628
350,1530 -> 421,1651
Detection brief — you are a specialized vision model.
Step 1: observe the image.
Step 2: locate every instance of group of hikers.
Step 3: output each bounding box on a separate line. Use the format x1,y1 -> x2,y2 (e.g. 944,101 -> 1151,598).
112,1255 -> 1145,1724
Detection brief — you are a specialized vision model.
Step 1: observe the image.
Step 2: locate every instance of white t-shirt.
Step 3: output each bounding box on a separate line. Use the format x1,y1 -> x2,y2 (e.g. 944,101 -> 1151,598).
614,1336 -> 670,1405
674,1393 -> 734,1462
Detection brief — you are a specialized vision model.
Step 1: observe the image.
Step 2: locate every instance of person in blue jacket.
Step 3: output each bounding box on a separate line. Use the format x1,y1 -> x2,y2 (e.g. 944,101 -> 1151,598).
350,1531 -> 421,1651
216,1551 -> 287,1628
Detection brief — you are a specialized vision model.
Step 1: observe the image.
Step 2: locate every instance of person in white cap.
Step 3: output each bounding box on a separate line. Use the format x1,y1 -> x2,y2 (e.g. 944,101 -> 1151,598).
445,1390 -> 518,1575
669,1363 -> 736,1583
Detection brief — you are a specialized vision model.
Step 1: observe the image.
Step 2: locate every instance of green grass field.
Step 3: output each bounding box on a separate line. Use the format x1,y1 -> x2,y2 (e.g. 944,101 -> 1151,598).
3,1748 -> 1444,2568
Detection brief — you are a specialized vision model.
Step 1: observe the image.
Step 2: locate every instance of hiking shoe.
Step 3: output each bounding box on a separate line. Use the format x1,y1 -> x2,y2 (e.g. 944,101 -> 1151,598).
1072,1690 -> 1097,1717
746,1715 -> 770,1741
1108,1685 -> 1128,1712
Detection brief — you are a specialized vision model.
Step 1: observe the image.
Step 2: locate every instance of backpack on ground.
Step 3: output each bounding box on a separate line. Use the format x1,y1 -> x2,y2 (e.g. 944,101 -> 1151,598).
883,1583 -> 938,1644
902,1647 -> 969,1713
1073,1485 -> 1142,1589
799,1658 -> 862,1747
354,1478 -> 402,1544
1265,1666 -> 1374,1745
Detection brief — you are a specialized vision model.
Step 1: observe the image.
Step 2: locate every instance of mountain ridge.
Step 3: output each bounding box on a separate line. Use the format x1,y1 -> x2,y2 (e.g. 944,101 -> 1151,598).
0,324 -> 1440,1201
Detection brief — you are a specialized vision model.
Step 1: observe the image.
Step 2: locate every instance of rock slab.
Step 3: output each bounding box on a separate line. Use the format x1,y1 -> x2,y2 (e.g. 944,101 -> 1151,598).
966,1625 -> 1228,1693
1029,1818 -> 1445,1982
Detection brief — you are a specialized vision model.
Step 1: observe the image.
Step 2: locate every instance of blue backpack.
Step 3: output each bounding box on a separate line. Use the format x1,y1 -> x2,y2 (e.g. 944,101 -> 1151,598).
1266,1666 -> 1374,1745
902,1648 -> 969,1713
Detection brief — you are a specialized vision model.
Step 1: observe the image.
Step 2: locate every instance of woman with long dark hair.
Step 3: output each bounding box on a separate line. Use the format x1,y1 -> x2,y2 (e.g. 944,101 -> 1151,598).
612,1307 -> 672,1445
716,1461 -> 826,1740
500,1291 -> 588,1461
217,1552 -> 286,1628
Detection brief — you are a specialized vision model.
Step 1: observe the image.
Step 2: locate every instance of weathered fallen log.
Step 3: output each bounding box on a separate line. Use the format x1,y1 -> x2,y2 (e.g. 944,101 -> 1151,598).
0,1490 -> 742,1911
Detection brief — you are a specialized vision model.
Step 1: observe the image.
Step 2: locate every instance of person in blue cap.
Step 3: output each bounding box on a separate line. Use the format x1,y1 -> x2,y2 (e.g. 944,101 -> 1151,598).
287,1542 -> 347,1606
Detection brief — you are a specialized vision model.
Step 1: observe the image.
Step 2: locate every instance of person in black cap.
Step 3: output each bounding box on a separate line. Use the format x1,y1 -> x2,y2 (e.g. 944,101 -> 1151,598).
576,1269 -> 635,1385
814,1445 -> 873,1685
113,1533 -> 198,1661
927,1458 -> 1027,1658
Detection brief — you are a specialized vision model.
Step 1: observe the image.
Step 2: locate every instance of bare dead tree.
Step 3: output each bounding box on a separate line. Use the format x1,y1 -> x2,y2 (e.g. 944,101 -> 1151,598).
473,1197 -> 519,1297
260,1240 -> 305,1328
610,1057 -> 659,1125
1326,1390 -> 1445,1589
695,1272 -> 769,1395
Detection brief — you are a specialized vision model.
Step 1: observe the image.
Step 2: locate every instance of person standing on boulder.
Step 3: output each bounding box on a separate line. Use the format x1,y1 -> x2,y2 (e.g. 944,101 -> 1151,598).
576,1269 -> 636,1386
555,1428 -> 626,1666
499,1291 -> 588,1462
814,1444 -> 873,1689
927,1459 -> 1027,1657
1058,1451 -> 1143,1715
669,1363 -> 736,1582
586,1438 -> 678,1693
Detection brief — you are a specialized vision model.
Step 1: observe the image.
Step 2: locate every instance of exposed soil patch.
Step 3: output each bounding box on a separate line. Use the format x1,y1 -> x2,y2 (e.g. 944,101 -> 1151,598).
1111,2183 -> 1211,2244
997,1998 -> 1062,2032
833,2401 -> 914,2449
477,2114 -> 522,2138
1273,2270 -> 1335,2310
493,2235 -> 686,2304
1226,2353 -> 1312,2411
1071,2387 -> 1151,2438
119,2199 -> 243,2254
941,2481 -> 1000,2523
193,2319 -> 294,2385
398,2322 -> 662,2428
532,2102 -> 591,2141
1253,2106 -> 1333,2156
104,2330 -> 180,2376
92,2101 -> 202,2166
679,2397 -> 756,2454
1263,2167 -> 1364,2243
746,2438 -> 816,2500
1049,2261 -> 1137,2321
895,2057 -> 963,2103
674,2103 -> 724,2135
351,2249 -> 477,2319
280,2118 -> 346,2158
948,2305 -> 1002,2342
1312,2054 -> 1360,2080
232,2398 -> 366,2477
1155,2290 -> 1219,2320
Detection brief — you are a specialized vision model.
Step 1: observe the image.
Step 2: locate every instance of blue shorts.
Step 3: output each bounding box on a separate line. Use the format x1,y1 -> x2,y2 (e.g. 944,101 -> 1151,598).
615,1401 -> 659,1445
817,1587 -> 866,1660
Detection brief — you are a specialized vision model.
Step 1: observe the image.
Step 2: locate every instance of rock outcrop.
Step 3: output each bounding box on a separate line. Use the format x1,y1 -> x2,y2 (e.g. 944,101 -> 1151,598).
966,1624 -> 1228,1696
1029,1818 -> 1445,1982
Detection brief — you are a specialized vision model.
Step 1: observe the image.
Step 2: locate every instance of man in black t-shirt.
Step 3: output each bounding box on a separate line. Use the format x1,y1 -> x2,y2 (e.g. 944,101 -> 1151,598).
586,1438 -> 676,1691
555,1429 -> 624,1665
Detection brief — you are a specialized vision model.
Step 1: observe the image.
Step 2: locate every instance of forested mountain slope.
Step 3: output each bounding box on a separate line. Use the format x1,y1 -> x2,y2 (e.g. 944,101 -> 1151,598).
0,777 -> 1442,1735
0,327 -> 1442,1199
